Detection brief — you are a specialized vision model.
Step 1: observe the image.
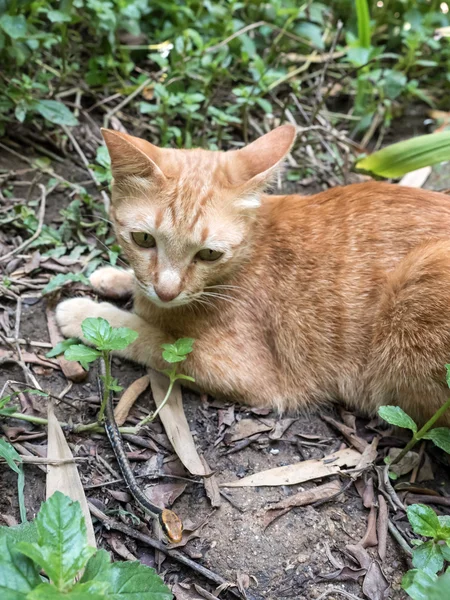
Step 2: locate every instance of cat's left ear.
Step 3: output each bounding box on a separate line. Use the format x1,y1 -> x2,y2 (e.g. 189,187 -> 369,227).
229,125 -> 296,191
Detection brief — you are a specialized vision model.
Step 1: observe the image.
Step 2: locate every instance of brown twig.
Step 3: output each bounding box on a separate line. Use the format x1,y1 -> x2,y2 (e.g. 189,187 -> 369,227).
88,502 -> 252,599
0,184 -> 46,263
60,124 -> 110,212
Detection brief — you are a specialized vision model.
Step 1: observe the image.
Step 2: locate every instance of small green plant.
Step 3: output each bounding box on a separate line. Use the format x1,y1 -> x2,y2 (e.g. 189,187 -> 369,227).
402,504 -> 450,599
0,439 -> 27,524
59,317 -> 195,426
378,365 -> 450,467
61,317 -> 138,421
0,491 -> 171,599
138,338 -> 195,427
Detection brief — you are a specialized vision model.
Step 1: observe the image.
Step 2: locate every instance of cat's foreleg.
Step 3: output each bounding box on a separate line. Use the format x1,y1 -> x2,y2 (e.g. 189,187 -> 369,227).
55,298 -> 168,370
89,266 -> 134,299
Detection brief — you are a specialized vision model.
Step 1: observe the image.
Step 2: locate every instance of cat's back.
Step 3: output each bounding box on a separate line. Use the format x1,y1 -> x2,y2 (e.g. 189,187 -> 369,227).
263,181 -> 450,259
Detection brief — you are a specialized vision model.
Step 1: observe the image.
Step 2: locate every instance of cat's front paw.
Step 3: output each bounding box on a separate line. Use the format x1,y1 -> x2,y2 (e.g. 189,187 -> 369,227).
89,267 -> 133,299
55,297 -> 99,339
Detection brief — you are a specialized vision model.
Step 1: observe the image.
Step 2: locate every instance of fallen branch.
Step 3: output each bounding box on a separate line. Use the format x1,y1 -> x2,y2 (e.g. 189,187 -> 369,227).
88,502 -> 253,600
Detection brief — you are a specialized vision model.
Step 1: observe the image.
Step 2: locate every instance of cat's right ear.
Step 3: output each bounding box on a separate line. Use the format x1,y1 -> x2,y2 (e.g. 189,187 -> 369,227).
101,129 -> 166,181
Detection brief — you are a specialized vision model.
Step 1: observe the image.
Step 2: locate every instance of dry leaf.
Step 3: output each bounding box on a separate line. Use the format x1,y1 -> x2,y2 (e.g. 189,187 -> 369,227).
264,481 -> 342,527
47,402 -> 96,547
221,447 -> 361,487
399,167 -> 431,188
149,370 -> 210,476
388,448 -> 420,477
200,455 -> 221,508
318,566 -> 366,582
377,495 -> 388,562
172,583 -> 203,600
354,437 -> 379,473
362,561 -> 390,600
361,505 -> 378,548
114,375 -> 150,426
321,415 -> 368,453
225,418 -> 273,443
143,482 -> 187,508
269,418 -> 296,440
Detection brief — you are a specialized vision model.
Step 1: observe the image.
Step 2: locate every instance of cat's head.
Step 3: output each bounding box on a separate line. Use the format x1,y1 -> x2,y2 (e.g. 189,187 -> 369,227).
102,125 -> 296,308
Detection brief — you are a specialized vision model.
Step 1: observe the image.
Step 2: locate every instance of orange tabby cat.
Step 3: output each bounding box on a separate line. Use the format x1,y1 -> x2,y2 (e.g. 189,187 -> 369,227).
56,125 -> 450,425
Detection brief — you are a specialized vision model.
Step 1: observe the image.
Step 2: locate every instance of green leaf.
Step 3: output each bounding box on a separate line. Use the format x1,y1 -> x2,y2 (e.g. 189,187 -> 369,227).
356,131 -> 450,178
402,568 -> 438,600
445,365 -> 450,389
81,318 -> 138,351
355,0 -> 371,48
18,492 -> 95,591
422,428 -> 450,454
378,405 -> 417,432
46,338 -> 79,358
407,504 -> 441,538
412,541 -> 444,575
80,549 -> 111,583
0,521 -> 38,544
47,10 -> 72,23
28,581 -> 108,599
105,561 -> 172,599
64,345 -> 100,370
0,438 -> 27,522
161,338 -> 194,363
106,327 -> 139,351
0,15 -> 27,39
42,273 -> 90,295
0,438 -> 22,474
0,535 -> 41,599
31,100 -> 78,127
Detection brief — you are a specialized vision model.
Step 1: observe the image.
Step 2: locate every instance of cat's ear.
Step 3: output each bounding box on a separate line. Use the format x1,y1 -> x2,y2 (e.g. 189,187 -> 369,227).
101,129 -> 166,181
230,125 -> 296,190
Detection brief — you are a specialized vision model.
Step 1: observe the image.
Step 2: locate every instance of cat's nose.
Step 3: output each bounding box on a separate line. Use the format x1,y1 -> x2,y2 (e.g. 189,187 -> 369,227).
154,286 -> 180,303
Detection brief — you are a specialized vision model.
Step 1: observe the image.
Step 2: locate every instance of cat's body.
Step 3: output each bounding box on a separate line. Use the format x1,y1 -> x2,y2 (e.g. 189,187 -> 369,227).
56,126 -> 450,425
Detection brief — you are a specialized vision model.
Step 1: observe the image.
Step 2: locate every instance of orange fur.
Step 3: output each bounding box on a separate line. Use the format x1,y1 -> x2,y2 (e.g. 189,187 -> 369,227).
56,126 -> 450,425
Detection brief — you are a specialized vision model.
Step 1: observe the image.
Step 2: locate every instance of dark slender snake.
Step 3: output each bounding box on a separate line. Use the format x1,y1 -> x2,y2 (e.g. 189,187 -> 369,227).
103,375 -> 183,543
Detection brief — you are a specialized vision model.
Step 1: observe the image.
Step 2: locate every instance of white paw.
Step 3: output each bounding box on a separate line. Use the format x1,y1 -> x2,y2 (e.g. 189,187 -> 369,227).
89,267 -> 133,299
55,297 -> 99,339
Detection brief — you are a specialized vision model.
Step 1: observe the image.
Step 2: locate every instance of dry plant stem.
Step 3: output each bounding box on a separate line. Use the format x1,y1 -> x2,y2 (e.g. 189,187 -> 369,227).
0,184 -> 46,263
391,396 -> 450,466
7,411 -> 136,435
103,78 -> 152,129
316,589 -> 364,600
60,124 -> 111,211
137,378 -> 174,428
88,502 -> 252,600
387,519 -> 413,557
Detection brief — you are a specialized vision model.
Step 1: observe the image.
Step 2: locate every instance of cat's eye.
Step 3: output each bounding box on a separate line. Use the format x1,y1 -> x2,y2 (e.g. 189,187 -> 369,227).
196,249 -> 224,262
131,232 -> 156,248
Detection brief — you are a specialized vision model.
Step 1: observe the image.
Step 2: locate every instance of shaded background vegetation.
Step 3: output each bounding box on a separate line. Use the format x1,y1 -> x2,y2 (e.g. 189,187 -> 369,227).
0,0 -> 449,151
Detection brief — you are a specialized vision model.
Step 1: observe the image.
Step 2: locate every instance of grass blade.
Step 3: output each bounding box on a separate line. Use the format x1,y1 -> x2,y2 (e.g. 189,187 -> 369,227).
0,438 -> 27,522
356,131 -> 450,178
356,0 -> 371,48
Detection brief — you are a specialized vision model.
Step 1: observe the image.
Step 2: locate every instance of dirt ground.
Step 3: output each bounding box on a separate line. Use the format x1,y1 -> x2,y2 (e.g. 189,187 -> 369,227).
1,135 -> 450,600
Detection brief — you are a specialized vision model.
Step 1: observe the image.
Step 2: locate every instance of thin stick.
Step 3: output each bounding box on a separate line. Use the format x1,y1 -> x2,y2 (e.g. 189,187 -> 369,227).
103,78 -> 152,129
60,125 -> 110,212
0,184 -> 46,263
316,588 -> 364,600
388,519 -> 413,557
88,502 -> 250,599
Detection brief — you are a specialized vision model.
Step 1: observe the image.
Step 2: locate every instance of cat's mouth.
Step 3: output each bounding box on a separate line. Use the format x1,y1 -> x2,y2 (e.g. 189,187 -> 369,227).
135,279 -> 192,308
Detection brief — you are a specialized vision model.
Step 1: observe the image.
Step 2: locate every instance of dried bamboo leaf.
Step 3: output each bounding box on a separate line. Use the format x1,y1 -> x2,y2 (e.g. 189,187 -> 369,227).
399,166 -> 431,188
46,402 -> 96,547
149,370 -> 210,476
114,375 -> 150,426
221,447 -> 361,487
